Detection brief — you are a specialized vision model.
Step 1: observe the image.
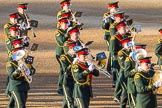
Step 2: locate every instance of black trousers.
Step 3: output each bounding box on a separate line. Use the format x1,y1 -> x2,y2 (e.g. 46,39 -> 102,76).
56,55 -> 64,91
10,91 -> 28,108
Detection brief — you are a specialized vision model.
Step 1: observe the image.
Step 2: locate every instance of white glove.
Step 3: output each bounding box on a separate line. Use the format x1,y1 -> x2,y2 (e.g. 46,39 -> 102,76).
88,64 -> 96,71
23,36 -> 30,42
18,64 -> 23,70
110,15 -> 115,20
18,66 -> 21,71
160,73 -> 162,79
137,66 -> 142,72
129,52 -> 133,57
153,80 -> 162,88
73,57 -> 79,64
103,16 -> 110,23
86,59 -> 92,66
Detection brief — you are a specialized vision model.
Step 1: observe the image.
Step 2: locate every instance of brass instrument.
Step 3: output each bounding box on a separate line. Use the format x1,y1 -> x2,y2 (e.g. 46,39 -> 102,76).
12,50 -> 32,83
24,12 -> 31,29
24,12 -> 37,37
131,49 -> 147,62
131,48 -> 147,71
152,70 -> 162,94
86,53 -> 111,78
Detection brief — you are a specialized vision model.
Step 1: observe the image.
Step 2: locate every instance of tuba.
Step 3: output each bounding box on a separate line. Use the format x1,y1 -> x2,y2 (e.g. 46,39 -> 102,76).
12,50 -> 32,84
131,49 -> 147,62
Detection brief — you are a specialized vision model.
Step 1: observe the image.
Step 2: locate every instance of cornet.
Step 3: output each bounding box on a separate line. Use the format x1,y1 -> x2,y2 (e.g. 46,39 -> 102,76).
12,50 -> 32,83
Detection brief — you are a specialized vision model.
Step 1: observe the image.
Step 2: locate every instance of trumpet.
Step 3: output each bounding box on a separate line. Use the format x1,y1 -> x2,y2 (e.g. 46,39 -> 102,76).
23,12 -> 37,37
12,50 -> 32,84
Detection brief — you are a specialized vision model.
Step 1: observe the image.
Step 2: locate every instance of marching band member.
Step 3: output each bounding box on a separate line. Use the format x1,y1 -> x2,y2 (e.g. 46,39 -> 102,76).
71,47 -> 99,108
63,26 -> 82,53
125,43 -> 147,108
5,26 -> 19,61
57,0 -> 72,21
4,13 -> 19,61
124,51 -> 136,108
55,18 -> 69,95
102,1 -> 119,73
114,37 -> 133,107
102,1 -> 119,43
134,57 -> 161,108
155,28 -> 162,70
4,13 -> 18,37
16,3 -> 31,36
59,11 -> 78,28
112,11 -> 127,103
60,42 -> 77,108
110,11 -> 125,36
109,21 -> 128,87
5,38 -> 23,108
57,3 -> 82,29
6,45 -> 35,108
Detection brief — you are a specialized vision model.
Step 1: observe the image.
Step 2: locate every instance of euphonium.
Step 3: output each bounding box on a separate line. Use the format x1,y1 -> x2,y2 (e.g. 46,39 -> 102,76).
131,49 -> 147,62
12,50 -> 32,84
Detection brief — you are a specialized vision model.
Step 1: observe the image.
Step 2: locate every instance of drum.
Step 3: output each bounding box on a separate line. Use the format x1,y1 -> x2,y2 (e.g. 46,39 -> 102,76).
152,71 -> 162,94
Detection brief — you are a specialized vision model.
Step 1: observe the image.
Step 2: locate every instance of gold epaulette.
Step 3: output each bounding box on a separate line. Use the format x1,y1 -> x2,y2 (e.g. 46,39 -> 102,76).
55,30 -> 61,37
4,24 -> 9,29
56,11 -> 62,20
125,57 -> 130,62
55,29 -> 64,36
118,50 -> 123,56
157,39 -> 162,43
110,35 -> 115,40
6,61 -> 11,68
125,57 -> 133,63
103,12 -> 110,18
134,73 -> 140,80
110,23 -> 115,28
55,30 -> 60,36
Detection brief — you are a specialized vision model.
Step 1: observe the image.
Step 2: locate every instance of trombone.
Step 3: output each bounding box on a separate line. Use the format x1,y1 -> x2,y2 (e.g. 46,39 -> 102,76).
86,56 -> 111,78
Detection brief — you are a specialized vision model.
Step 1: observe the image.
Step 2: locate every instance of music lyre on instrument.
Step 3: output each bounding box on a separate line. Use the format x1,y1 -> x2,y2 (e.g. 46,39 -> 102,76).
86,52 -> 111,78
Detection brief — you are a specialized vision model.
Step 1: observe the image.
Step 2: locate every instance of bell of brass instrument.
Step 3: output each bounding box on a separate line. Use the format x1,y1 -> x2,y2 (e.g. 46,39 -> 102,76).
12,50 -> 32,83
131,49 -> 147,62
